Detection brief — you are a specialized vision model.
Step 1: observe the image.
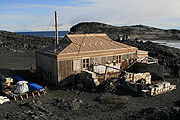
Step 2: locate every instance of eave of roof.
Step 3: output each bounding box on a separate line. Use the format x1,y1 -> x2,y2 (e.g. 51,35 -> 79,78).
57,47 -> 138,60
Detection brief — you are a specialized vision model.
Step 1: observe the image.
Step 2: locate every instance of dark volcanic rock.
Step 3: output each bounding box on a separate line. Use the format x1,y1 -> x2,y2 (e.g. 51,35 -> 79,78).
120,40 -> 180,63
0,30 -> 54,54
94,93 -> 127,110
53,98 -> 83,110
5,100 -> 59,120
128,107 -> 180,120
70,22 -> 180,40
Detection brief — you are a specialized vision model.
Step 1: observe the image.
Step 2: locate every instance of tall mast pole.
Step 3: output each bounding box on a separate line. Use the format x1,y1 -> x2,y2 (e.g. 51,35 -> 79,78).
55,11 -> 59,46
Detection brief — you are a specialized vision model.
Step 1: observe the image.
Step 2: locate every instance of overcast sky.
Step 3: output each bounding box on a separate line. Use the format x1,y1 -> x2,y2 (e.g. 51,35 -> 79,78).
0,0 -> 180,32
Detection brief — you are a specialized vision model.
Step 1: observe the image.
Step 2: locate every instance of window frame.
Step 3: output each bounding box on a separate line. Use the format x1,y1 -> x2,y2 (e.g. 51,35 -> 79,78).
82,58 -> 90,69
113,55 -> 122,63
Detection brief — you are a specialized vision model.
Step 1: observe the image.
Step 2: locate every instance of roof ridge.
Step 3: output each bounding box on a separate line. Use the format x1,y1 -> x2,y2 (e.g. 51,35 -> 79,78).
66,33 -> 107,37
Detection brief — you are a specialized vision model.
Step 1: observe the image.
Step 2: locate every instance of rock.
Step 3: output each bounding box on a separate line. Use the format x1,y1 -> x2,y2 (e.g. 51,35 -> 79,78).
5,100 -> 59,120
94,93 -> 127,109
121,40 -> 180,63
71,99 -> 83,110
128,107 -> 180,120
172,106 -> 180,114
0,30 -> 54,54
53,98 -> 83,110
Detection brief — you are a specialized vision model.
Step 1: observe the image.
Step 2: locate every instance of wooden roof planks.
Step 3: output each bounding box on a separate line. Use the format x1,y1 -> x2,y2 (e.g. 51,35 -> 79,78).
37,33 -> 138,60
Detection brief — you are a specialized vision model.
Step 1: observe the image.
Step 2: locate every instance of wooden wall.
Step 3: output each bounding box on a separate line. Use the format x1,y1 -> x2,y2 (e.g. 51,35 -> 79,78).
57,56 -> 113,83
57,52 -> 136,84
37,52 -> 136,85
36,53 -> 58,84
58,60 -> 73,81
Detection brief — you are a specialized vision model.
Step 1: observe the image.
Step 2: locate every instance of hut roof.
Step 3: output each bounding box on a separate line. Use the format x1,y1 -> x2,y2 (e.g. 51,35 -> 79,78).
37,34 -> 138,60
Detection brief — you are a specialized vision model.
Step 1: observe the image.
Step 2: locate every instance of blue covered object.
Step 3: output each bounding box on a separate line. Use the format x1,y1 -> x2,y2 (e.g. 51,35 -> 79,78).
28,83 -> 44,92
12,76 -> 26,82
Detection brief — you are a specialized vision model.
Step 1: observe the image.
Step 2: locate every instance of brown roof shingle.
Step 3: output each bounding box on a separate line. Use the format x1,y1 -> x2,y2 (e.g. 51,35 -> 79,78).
37,33 -> 138,60
58,34 -> 137,58
62,34 -> 135,52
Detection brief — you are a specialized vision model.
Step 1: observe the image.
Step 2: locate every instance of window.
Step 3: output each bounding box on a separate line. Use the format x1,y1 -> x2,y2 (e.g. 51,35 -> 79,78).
122,53 -> 134,60
82,58 -> 90,69
113,55 -> 121,63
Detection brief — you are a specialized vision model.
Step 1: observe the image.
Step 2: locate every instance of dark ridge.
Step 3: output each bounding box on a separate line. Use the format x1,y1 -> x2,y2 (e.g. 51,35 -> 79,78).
70,22 -> 180,40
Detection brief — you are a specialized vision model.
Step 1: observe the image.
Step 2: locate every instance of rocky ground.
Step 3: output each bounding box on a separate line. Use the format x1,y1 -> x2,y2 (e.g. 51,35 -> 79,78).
120,40 -> 180,63
0,53 -> 35,70
0,75 -> 180,120
0,30 -> 180,119
0,30 -> 54,54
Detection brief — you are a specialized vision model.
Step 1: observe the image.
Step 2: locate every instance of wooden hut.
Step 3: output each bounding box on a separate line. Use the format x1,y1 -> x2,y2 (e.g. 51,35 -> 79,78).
36,33 -> 139,85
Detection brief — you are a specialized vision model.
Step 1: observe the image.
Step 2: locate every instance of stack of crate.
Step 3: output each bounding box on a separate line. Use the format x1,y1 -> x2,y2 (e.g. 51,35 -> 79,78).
148,82 -> 176,96
125,72 -> 151,84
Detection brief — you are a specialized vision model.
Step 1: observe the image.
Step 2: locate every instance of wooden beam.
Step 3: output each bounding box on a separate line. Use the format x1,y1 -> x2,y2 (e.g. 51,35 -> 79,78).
55,11 -> 59,46
104,66 -> 108,81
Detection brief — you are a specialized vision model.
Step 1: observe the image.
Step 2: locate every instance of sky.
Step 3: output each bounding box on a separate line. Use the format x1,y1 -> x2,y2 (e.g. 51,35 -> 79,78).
0,0 -> 180,32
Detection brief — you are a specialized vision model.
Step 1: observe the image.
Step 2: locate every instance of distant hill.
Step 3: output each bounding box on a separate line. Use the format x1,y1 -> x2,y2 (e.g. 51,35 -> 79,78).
70,22 -> 180,40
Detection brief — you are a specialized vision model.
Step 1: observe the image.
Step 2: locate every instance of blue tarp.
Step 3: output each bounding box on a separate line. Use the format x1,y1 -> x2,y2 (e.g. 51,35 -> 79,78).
12,76 -> 26,82
28,83 -> 44,92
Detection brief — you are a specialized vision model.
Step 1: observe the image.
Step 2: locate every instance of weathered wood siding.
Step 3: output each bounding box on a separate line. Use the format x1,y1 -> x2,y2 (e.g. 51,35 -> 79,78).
57,53 -> 136,83
36,53 -> 58,84
57,60 -> 74,85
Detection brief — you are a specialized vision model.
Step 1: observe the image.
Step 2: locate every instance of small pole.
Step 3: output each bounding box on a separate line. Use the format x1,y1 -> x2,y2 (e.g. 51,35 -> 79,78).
55,11 -> 59,47
104,66 -> 108,81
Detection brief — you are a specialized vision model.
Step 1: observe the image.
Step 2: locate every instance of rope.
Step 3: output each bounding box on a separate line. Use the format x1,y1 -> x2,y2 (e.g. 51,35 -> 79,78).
68,34 -> 136,57
100,35 -> 135,53
46,16 -> 54,31
76,34 -> 87,56
25,60 -> 36,68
